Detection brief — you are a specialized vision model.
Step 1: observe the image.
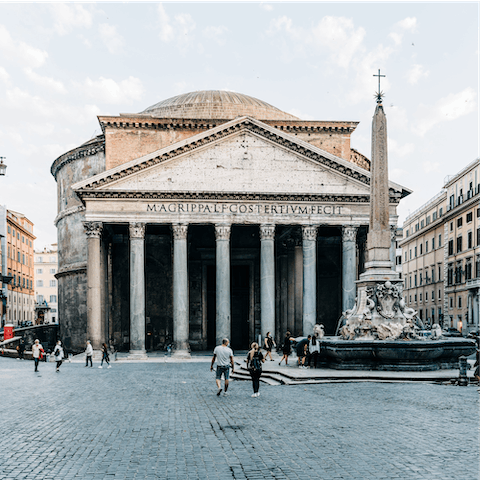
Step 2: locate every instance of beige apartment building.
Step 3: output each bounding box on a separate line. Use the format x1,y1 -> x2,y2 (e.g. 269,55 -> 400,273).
401,159 -> 480,334
34,245 -> 58,324
4,209 -> 36,326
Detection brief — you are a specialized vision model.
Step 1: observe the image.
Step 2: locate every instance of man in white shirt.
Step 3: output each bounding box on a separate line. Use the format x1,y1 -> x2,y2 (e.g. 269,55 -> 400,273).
85,340 -> 93,367
210,338 -> 234,396
31,339 -> 43,372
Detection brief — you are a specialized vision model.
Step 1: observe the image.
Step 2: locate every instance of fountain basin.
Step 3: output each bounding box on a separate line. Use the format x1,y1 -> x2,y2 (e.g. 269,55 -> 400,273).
320,337 -> 476,371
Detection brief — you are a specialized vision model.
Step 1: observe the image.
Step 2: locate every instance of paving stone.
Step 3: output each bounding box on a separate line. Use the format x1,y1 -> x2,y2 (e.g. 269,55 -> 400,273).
0,359 -> 478,480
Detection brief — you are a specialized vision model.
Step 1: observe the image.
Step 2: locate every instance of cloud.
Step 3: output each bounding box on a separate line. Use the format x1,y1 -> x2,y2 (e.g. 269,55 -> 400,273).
261,4 -> 273,11
157,5 -> 196,51
415,87 -> 477,136
388,138 -> 414,157
0,25 -> 48,69
81,76 -> 144,104
50,4 -> 93,35
0,66 -> 10,84
203,26 -> 228,46
99,24 -> 125,54
24,68 -> 67,94
396,17 -> 417,31
406,64 -> 429,85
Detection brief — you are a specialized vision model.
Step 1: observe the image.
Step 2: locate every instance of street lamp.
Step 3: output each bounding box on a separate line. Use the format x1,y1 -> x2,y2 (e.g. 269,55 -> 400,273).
0,157 -> 6,176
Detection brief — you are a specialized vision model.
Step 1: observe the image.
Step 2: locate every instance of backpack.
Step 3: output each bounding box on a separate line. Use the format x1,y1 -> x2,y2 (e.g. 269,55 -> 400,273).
249,352 -> 262,372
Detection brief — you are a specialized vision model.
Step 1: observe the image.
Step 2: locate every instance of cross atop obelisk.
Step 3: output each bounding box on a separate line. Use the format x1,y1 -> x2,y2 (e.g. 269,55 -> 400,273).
360,70 -> 399,281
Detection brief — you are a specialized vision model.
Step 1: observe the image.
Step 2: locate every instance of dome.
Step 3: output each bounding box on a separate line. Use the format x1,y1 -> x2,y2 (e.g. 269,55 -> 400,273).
140,90 -> 299,121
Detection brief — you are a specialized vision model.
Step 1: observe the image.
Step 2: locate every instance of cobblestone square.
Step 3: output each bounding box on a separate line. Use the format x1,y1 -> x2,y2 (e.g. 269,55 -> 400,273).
0,359 -> 478,480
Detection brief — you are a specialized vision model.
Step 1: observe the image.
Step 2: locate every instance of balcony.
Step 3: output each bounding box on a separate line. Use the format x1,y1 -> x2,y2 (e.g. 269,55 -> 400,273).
466,278 -> 480,289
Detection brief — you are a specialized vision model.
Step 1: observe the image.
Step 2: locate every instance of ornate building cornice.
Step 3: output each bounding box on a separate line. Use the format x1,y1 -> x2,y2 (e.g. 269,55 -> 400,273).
75,190 -> 401,205
55,262 -> 87,278
51,137 -> 105,180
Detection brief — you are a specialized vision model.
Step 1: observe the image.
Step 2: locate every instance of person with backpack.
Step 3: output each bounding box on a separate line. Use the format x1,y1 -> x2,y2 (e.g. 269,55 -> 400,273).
53,340 -> 64,372
246,342 -> 265,397
279,331 -> 294,366
99,343 -> 111,369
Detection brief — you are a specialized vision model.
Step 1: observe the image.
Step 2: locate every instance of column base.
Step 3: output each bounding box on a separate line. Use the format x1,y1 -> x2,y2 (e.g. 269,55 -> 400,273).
171,349 -> 191,359
127,350 -> 148,360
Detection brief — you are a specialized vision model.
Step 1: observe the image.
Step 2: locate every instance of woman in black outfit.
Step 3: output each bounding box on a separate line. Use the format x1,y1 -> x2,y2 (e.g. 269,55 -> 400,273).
279,331 -> 294,366
246,342 -> 264,397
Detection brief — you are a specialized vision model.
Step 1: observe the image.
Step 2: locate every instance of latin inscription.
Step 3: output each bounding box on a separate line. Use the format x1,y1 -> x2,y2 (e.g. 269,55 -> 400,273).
146,203 -> 343,215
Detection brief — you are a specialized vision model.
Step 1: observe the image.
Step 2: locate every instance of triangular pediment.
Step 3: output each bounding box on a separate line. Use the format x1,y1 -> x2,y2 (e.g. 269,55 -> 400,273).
73,116 -> 410,202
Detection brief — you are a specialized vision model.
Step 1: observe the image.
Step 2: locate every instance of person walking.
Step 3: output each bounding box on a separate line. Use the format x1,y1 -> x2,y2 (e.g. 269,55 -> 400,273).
53,340 -> 64,372
85,340 -> 93,367
279,331 -> 294,366
210,338 -> 234,396
99,343 -> 111,369
263,332 -> 276,361
32,339 -> 43,372
307,334 -> 320,368
17,340 -> 25,360
247,342 -> 265,397
296,335 -> 310,368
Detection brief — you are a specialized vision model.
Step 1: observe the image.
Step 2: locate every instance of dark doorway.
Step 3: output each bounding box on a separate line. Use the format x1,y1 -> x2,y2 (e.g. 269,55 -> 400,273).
206,264 -> 251,351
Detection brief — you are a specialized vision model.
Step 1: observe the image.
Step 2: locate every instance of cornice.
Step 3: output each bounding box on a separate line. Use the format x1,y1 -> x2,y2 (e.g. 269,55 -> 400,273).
55,262 -> 87,278
76,190 -> 402,204
54,205 -> 86,226
51,138 -> 105,180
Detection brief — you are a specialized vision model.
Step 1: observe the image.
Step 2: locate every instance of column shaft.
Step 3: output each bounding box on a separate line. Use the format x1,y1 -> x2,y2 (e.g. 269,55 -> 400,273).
260,225 -> 275,338
287,239 -> 295,333
342,226 -> 358,313
302,226 -> 317,336
215,225 -> 231,346
173,224 -> 190,355
129,223 -> 147,357
85,222 -> 103,350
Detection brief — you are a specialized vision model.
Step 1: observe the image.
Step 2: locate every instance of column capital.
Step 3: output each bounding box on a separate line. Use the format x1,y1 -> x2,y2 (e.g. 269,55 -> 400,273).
84,221 -> 103,239
259,224 -> 275,241
129,222 -> 146,239
302,225 -> 318,242
215,224 -> 231,241
342,225 -> 358,242
172,223 -> 188,240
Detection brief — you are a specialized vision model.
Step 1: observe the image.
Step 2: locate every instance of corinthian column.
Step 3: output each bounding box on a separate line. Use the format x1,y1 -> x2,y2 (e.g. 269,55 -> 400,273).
172,224 -> 190,357
215,224 -> 231,346
302,225 -> 317,335
129,222 -> 147,359
342,225 -> 358,312
260,224 -> 275,338
85,222 -> 103,350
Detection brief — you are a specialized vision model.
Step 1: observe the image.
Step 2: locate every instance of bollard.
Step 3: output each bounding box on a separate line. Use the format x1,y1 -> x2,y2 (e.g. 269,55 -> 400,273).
458,356 -> 468,386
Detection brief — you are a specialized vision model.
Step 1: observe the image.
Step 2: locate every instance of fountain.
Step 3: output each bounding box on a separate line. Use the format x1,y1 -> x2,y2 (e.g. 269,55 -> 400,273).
319,75 -> 476,371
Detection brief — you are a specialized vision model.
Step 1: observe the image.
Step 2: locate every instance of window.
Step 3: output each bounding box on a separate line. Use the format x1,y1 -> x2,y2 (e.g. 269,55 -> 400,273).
432,237 -> 435,250
50,256 -> 56,262
433,212 -> 437,221
409,295 -> 412,303
50,268 -> 56,274
51,309 -> 57,313
477,228 -> 480,246
466,212 -> 473,223
455,263 -> 462,284
49,280 -> 56,287
7,225 -> 10,233
50,295 -> 57,303
438,266 -> 441,280
439,234 -> 442,246
36,268 -> 43,274
37,295 -> 44,303
420,244 -> 423,255
466,260 -> 472,280
439,290 -> 441,299
415,294 -> 417,302
22,235 -> 24,243
431,268 -> 435,283
17,251 -> 20,262
36,280 -> 43,287
448,239 -> 454,256
450,297 -> 453,308
439,207 -> 443,217
420,293 -> 423,302
409,276 -> 412,288
404,252 -> 407,262
421,220 -> 425,228
458,297 -> 462,308
468,231 -> 473,249
425,241 -> 429,253
426,215 -> 431,225
415,223 -> 419,232
420,273 -> 423,286
409,249 -> 412,260
432,290 -> 435,301
457,236 -> 462,253
415,246 -> 417,257
457,217 -> 463,228
414,274 -> 417,287
37,256 -> 43,263
476,256 -> 480,278
447,264 -> 453,285
450,222 -> 453,232
425,292 -> 428,301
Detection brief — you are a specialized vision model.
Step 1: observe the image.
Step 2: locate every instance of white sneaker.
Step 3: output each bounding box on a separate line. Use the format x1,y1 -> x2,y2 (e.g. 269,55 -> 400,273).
223,391 -> 229,396
256,392 -> 260,397
107,365 -> 112,369
251,393 -> 257,397
98,366 -> 103,369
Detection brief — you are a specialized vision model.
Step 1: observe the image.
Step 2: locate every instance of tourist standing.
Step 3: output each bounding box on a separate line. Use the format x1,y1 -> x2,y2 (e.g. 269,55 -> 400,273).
247,342 -> 265,397
210,338 -> 234,396
99,343 -> 111,369
279,331 -> 294,366
263,332 -> 275,361
32,339 -> 43,372
53,340 -> 64,372
296,335 -> 310,368
307,335 -> 320,368
17,340 -> 25,360
85,340 -> 93,367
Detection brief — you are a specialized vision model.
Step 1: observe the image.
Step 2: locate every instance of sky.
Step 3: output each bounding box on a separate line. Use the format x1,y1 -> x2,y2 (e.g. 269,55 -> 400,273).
0,1 -> 478,249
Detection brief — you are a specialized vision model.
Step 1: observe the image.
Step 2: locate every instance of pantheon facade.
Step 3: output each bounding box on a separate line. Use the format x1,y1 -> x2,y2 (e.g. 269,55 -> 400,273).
51,91 -> 410,355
